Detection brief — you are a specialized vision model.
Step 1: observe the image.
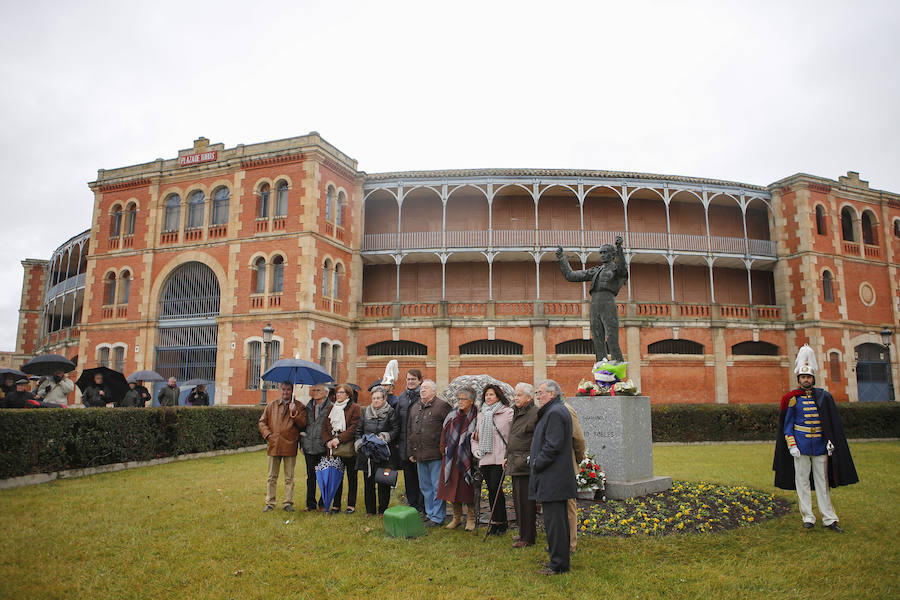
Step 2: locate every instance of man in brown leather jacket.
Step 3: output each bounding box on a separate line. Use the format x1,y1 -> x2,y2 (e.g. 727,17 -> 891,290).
258,382 -> 307,512
406,379 -> 451,525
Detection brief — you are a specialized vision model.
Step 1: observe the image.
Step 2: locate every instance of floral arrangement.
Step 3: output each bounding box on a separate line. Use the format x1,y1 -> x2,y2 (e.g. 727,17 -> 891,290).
576,453 -> 606,495
576,378 -> 640,396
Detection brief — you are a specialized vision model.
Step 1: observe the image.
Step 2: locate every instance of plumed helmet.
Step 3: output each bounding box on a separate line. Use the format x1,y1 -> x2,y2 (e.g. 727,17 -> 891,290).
381,359 -> 399,386
793,344 -> 818,381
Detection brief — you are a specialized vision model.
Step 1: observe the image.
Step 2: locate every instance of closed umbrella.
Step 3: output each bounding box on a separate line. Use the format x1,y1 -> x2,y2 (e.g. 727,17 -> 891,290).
126,370 -> 165,383
21,354 -> 76,377
262,359 -> 334,386
315,454 -> 345,513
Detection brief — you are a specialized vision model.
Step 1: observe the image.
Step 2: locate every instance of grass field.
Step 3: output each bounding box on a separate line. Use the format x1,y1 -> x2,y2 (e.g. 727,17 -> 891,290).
1,442 -> 896,600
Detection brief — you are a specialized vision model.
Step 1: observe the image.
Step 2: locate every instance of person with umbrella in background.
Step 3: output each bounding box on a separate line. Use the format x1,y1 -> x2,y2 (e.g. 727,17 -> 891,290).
158,377 -> 179,407
1,373 -> 19,399
121,381 -> 143,407
187,384 -> 210,406
355,386 -> 400,516
35,369 -> 75,407
1,378 -> 39,408
127,370 -> 164,407
258,381 -> 308,512
82,372 -> 112,407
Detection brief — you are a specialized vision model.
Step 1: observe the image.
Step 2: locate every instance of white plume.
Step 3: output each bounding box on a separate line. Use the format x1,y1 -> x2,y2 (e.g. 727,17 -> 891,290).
793,344 -> 818,375
382,359 -> 399,386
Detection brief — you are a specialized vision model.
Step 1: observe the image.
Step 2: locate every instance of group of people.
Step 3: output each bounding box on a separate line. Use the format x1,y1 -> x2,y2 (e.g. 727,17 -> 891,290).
0,371 -> 73,408
259,368 -> 586,575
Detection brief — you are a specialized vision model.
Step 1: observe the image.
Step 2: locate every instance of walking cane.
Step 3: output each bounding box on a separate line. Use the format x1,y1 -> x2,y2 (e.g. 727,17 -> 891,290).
482,461 -> 508,542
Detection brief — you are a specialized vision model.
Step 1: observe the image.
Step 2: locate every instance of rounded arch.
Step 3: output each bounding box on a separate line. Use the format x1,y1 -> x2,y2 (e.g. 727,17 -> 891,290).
325,184 -> 336,222
252,256 -> 267,294
103,271 -> 117,305
861,209 -> 878,245
814,203 -> 827,235
125,198 -> 140,210
893,218 -> 900,238
332,261 -> 345,298
187,189 -> 205,228
492,182 -> 536,198
109,202 -> 123,214
336,189 -> 347,227
148,253 -> 228,320
117,268 -> 132,304
253,177 -> 275,192
183,182 -> 210,199
274,179 -> 290,217
270,254 -> 285,293
247,251 -> 268,267
821,268 -> 834,302
446,183 -> 489,202
273,175 -> 294,189
162,193 -> 182,232
839,204 -> 858,242
362,186 -> 399,204
537,183 -> 579,200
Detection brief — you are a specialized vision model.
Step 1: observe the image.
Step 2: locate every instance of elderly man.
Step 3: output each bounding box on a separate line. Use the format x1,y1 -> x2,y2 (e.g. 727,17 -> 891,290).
299,383 -> 333,511
158,377 -> 180,407
36,370 -> 75,407
394,368 -> 424,514
407,378 -> 451,526
258,382 -> 308,512
506,382 -> 539,548
82,372 -> 112,407
1,378 -> 38,408
530,379 -> 577,575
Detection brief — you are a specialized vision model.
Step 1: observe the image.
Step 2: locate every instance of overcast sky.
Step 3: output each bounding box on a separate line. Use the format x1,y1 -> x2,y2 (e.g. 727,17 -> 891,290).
1,0 -> 898,351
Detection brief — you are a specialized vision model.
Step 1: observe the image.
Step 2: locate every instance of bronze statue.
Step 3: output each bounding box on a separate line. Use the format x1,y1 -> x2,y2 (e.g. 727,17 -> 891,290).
556,237 -> 628,362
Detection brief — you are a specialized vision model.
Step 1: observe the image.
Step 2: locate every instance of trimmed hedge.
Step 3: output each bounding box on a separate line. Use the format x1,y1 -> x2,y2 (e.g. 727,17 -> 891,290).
651,402 -> 900,442
0,406 -> 263,479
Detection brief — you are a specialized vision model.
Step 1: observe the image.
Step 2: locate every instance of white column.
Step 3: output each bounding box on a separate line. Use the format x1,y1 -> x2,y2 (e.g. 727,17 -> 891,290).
668,256 -> 676,302
708,257 -> 716,304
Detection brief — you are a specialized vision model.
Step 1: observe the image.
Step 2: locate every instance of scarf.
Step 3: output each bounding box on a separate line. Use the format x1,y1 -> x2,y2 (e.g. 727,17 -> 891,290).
365,401 -> 391,422
478,401 -> 502,455
442,406 -> 477,485
329,398 -> 349,434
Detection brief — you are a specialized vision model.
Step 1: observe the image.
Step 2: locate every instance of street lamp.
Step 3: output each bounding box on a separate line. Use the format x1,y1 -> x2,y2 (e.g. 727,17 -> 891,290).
880,327 -> 892,348
260,322 -> 275,405
880,328 -> 895,403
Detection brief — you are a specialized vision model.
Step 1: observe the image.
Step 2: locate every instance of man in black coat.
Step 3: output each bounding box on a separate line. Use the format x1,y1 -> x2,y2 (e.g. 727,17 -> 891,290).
529,379 -> 577,575
394,369 -> 424,515
1,378 -> 39,408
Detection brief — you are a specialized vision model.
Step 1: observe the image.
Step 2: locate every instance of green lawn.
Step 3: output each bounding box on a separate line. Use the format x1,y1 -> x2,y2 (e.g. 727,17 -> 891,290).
1,442 -> 896,600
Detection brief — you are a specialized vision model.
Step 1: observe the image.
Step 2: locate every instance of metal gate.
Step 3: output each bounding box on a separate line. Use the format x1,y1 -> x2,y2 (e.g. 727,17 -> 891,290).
856,343 -> 893,402
155,262 -> 220,405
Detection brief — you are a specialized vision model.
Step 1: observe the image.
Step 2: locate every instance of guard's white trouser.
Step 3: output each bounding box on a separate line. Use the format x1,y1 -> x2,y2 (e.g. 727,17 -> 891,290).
793,454 -> 838,526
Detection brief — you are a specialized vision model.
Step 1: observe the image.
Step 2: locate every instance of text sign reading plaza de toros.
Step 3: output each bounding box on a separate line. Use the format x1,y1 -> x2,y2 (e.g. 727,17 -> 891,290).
178,151 -> 218,167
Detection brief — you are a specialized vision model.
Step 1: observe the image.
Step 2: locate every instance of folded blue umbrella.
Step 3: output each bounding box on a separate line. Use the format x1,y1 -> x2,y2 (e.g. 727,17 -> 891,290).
262,359 -> 334,386
315,454 -> 345,513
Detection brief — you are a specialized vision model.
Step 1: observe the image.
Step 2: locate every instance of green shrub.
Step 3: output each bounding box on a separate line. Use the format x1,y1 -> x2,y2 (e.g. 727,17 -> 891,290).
651,402 -> 900,442
0,407 -> 264,479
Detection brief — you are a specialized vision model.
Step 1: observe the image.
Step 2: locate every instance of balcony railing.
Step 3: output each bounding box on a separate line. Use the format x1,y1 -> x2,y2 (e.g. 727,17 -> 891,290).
362,230 -> 777,257
45,272 -> 86,301
360,301 -> 782,322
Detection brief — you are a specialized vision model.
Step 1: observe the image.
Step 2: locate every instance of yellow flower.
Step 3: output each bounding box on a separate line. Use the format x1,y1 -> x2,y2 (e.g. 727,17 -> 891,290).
677,522 -> 685,530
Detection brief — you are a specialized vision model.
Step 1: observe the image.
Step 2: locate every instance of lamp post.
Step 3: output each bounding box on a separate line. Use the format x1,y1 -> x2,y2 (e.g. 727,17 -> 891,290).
260,322 -> 274,405
881,327 -> 895,402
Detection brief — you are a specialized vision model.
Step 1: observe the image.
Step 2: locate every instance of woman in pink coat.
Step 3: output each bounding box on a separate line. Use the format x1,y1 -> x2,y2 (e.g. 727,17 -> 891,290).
472,384 -> 514,535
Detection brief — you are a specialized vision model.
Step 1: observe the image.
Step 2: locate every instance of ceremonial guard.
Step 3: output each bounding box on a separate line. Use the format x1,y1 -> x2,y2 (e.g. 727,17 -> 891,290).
773,344 -> 858,532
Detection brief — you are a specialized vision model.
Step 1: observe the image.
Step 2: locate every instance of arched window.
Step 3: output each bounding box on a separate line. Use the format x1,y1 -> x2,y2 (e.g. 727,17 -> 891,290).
211,187 -> 229,225
164,195 -> 181,232
829,351 -> 842,382
125,203 -> 137,236
823,270 -> 834,303
187,191 -> 204,228
861,211 -> 876,245
110,204 -> 123,237
247,340 -> 262,389
333,263 -> 343,299
326,187 -> 334,222
322,260 -> 332,296
98,347 -> 110,368
319,341 -> 330,368
366,340 -> 428,356
112,346 -> 125,373
275,181 -> 288,217
815,205 -> 826,236
336,191 -> 346,227
104,272 -> 117,305
555,339 -> 593,354
459,339 -> 523,355
647,339 -> 704,354
118,270 -> 131,304
731,341 -> 779,355
253,257 -> 266,294
330,343 -> 341,378
895,220 -> 900,238
840,207 -> 855,242
271,255 -> 284,293
257,184 -> 270,219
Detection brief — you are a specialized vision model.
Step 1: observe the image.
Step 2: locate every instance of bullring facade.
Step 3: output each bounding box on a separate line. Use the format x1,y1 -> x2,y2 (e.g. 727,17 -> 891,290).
14,134 -> 900,405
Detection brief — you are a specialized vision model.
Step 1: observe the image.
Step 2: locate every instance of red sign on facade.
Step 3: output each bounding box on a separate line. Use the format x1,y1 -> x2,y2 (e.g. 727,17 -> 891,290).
179,151 -> 218,167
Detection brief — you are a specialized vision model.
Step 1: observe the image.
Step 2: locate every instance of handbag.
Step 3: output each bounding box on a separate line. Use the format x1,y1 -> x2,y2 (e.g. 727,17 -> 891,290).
333,439 -> 355,458
373,467 -> 399,488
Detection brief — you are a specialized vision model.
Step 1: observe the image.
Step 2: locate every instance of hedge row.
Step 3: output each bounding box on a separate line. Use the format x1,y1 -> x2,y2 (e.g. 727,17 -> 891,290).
651,402 -> 900,442
0,406 -> 264,479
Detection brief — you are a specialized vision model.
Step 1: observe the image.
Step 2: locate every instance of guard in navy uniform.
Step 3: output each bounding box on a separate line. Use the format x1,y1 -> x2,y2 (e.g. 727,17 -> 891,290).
774,344 -> 858,532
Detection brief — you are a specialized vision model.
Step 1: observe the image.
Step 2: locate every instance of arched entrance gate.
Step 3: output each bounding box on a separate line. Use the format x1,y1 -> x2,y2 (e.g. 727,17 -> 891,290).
154,262 -> 220,405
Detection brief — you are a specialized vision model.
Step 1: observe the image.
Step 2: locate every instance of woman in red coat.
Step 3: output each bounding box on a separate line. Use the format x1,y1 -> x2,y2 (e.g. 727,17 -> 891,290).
437,387 -> 478,530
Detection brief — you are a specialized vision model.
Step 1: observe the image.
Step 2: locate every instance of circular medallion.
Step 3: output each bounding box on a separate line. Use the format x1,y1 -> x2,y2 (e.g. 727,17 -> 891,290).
859,282 -> 876,306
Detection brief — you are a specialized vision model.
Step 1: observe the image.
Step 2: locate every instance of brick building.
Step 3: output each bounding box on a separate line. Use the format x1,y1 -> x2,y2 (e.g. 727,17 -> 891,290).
13,134 -> 899,405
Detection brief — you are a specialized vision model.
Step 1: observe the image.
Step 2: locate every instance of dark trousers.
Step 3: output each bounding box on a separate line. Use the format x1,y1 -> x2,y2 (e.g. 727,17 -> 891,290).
363,469 -> 392,514
511,475 -> 536,544
481,464 -> 508,531
304,452 -> 325,509
542,500 -> 571,573
401,459 -> 423,512
591,290 -> 624,362
332,455 -> 357,510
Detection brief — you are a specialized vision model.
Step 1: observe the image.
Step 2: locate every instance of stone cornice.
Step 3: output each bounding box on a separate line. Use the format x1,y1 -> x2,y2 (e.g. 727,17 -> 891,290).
95,178 -> 151,193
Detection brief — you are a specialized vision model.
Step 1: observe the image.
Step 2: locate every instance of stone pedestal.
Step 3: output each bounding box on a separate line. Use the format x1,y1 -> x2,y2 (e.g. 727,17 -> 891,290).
567,395 -> 671,500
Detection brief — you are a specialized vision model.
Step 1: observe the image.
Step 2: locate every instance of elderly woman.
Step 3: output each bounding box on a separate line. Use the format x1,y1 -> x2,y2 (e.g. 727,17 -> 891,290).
437,387 -> 479,530
354,386 -> 400,515
505,382 -> 539,547
472,383 -> 514,535
322,383 -> 362,513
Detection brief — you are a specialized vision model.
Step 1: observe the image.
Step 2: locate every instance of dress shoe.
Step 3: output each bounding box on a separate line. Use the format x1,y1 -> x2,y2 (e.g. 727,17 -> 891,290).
424,519 -> 441,527
262,506 -> 274,512
802,522 -> 814,529
283,505 -> 294,512
537,567 -> 564,576
512,540 -> 533,548
825,522 -> 844,533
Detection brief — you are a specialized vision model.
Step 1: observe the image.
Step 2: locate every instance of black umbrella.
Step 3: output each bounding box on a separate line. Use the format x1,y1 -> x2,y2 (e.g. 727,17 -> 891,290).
22,354 -> 76,377
76,367 -> 129,403
126,369 -> 165,383
0,367 -> 26,379
182,378 -> 213,386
